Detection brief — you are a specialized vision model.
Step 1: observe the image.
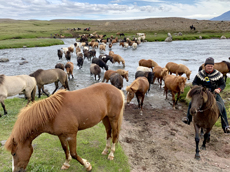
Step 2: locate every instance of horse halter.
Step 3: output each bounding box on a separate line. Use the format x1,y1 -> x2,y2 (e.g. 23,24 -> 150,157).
195,90 -> 214,113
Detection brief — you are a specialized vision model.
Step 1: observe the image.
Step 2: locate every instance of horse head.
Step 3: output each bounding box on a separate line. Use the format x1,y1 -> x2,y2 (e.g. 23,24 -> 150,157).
5,138 -> 33,172
126,81 -> 139,104
178,77 -> 187,93
186,70 -> 192,80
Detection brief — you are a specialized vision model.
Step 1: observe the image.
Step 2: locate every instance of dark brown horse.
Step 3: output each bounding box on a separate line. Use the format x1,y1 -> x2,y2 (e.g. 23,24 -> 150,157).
187,85 -> 219,160
198,61 -> 230,81
29,68 -> 69,98
5,83 -> 125,172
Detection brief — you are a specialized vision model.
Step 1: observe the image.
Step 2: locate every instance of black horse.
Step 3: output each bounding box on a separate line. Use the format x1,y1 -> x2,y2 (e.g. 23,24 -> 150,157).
190,25 -> 196,30
92,58 -> 108,70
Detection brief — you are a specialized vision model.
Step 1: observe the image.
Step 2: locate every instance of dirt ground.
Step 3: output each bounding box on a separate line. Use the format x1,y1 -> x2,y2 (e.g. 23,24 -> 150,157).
119,84 -> 230,172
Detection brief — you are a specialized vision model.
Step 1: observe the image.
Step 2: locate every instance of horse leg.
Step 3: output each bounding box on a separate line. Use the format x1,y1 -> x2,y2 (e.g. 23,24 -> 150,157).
67,133 -> 92,171
52,81 -> 59,94
175,92 -> 181,105
1,102 -> 7,115
194,125 -> 201,160
59,136 -> 72,170
41,86 -> 50,97
172,92 -> 176,109
201,129 -> 211,150
102,117 -> 112,155
140,95 -> 145,115
136,95 -> 140,109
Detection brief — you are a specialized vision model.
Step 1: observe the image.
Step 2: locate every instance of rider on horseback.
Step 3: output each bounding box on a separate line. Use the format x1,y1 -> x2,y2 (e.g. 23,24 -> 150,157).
182,57 -> 230,133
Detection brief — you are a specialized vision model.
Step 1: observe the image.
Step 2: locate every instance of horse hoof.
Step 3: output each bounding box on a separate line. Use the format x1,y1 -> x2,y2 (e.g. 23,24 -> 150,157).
139,111 -> 143,115
195,155 -> 201,160
108,155 -> 114,160
200,146 -> 206,150
61,163 -> 70,170
102,150 -> 108,155
86,164 -> 92,171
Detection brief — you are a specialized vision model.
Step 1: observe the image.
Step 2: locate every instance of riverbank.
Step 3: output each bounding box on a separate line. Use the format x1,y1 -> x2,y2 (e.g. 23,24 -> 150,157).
0,17 -> 230,49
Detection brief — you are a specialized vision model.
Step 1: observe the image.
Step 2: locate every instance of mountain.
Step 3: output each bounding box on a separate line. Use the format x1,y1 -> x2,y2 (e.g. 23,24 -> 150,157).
211,10 -> 230,21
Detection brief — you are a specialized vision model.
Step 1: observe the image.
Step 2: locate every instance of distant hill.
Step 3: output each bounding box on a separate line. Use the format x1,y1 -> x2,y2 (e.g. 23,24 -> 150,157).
211,10 -> 230,21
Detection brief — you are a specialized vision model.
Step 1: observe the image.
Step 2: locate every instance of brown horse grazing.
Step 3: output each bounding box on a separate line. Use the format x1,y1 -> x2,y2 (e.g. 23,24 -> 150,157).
198,61 -> 230,82
65,62 -> 74,80
55,63 -> 64,71
186,85 -> 219,160
139,59 -> 158,69
5,83 -> 125,172
126,77 -> 149,115
164,75 -> 187,109
165,62 -> 191,80
29,69 -> 69,98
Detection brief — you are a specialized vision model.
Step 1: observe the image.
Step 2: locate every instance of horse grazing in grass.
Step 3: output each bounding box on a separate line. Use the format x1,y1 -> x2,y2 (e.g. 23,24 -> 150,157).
139,59 -> 158,69
186,85 -> 219,160
164,75 -> 187,109
126,77 -> 149,115
29,69 -> 69,98
5,83 -> 125,172
65,62 -> 74,80
165,62 -> 191,80
198,61 -> 230,82
0,75 -> 36,117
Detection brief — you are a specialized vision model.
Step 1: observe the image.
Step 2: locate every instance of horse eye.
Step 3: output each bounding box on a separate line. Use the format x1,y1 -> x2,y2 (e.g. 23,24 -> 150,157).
12,153 -> 16,156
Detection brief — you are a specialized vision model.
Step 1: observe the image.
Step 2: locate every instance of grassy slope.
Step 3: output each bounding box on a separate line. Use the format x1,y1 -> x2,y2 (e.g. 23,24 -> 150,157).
0,96 -> 129,172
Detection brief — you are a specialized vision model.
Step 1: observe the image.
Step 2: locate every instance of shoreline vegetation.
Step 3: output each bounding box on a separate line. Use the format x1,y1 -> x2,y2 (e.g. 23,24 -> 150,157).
0,17 -> 230,49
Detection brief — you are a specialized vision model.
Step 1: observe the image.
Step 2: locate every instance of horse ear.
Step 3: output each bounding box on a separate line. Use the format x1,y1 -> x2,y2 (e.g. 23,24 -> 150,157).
126,86 -> 131,92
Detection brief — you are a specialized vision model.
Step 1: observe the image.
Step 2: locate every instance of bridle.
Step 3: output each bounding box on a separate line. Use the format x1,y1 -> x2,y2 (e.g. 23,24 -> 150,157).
195,90 -> 214,113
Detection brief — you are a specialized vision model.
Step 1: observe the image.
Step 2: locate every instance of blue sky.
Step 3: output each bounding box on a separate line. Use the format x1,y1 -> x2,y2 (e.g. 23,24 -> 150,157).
0,0 -> 229,20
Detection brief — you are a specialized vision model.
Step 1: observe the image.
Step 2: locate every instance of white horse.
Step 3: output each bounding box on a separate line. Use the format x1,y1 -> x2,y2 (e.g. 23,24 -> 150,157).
0,74 -> 37,116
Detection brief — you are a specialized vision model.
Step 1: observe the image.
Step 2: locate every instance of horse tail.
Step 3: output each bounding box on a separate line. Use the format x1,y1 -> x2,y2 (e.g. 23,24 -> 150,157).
117,90 -> 125,142
65,75 -> 70,90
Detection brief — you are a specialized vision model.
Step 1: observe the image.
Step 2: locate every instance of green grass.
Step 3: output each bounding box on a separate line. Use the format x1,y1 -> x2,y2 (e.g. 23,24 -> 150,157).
180,78 -> 230,128
0,96 -> 130,172
1,20 -> 230,49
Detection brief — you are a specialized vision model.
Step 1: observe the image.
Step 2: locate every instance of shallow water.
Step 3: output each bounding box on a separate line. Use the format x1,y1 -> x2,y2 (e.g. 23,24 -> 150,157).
0,38 -> 230,106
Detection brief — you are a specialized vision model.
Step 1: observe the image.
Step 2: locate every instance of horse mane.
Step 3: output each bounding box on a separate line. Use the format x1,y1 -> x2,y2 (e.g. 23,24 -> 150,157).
65,63 -> 71,68
5,90 -> 66,151
29,69 -> 44,78
0,74 -> 5,85
222,61 -> 230,71
187,85 -> 216,109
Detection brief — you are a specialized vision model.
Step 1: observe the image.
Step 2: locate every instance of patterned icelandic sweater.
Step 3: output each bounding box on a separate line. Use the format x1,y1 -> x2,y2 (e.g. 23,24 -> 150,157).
192,69 -> 226,92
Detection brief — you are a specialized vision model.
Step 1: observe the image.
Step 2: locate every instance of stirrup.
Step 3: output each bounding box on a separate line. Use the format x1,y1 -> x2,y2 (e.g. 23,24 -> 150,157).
182,117 -> 190,125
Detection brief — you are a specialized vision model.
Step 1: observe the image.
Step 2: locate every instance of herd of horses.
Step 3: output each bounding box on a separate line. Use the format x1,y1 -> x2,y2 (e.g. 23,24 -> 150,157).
2,33 -> 230,171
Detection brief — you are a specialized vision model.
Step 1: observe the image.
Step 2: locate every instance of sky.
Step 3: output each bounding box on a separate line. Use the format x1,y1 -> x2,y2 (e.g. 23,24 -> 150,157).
0,0 -> 229,20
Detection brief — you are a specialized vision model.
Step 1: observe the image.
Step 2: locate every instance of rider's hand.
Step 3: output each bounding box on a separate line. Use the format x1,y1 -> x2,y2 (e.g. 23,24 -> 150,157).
214,88 -> 220,94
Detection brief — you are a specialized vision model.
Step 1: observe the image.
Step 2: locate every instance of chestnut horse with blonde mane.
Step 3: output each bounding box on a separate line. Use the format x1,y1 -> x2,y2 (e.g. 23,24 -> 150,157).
187,85 -> 219,160
5,83 -> 125,172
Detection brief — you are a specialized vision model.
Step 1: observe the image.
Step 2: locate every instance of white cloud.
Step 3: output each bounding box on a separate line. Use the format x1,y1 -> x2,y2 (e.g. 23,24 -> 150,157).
0,0 -> 229,20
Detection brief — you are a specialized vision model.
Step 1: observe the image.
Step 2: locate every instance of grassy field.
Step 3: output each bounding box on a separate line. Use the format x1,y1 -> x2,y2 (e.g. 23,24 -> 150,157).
0,19 -> 230,49
0,96 -> 129,172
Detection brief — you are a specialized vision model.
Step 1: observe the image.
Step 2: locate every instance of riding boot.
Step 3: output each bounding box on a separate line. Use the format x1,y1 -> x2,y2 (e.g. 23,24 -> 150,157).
182,101 -> 192,125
